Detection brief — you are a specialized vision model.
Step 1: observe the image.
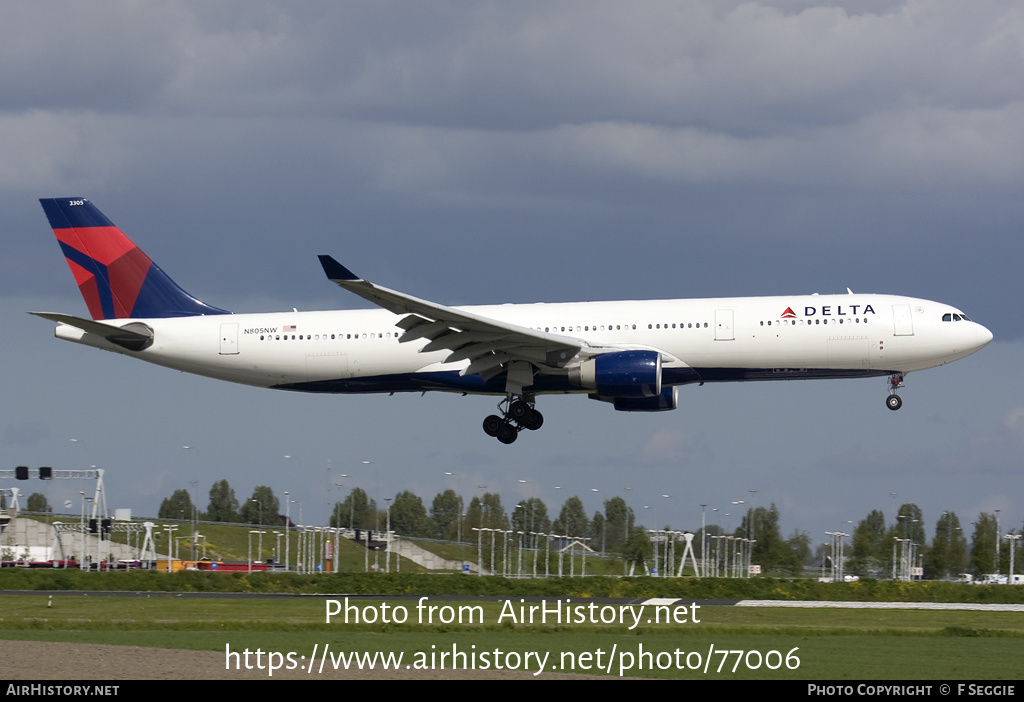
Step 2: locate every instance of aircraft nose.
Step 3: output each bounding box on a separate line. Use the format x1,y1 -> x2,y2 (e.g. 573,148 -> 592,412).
976,323 -> 994,349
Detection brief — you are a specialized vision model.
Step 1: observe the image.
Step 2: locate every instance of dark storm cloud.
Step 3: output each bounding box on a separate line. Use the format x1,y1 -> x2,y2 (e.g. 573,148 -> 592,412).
2,2 -> 1020,324
8,2 -> 1024,128
4,1 -> 1021,230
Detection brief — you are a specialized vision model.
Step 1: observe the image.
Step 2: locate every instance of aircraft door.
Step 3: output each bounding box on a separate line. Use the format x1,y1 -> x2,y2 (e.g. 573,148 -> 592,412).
219,323 -> 239,355
892,305 -> 914,336
715,309 -> 734,341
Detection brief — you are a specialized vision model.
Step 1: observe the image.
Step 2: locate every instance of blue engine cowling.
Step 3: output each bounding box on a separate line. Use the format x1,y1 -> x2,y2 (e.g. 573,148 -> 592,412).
570,350 -> 662,398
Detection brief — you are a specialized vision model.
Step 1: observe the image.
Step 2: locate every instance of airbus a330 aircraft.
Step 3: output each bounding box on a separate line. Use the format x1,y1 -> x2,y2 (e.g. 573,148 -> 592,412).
35,198 -> 992,444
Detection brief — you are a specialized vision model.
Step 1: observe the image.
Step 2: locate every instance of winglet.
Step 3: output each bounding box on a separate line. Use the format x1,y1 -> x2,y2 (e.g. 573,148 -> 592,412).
318,255 -> 360,282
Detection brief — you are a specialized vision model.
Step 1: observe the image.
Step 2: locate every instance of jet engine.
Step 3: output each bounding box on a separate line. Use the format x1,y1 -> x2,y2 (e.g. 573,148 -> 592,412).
569,350 -> 661,397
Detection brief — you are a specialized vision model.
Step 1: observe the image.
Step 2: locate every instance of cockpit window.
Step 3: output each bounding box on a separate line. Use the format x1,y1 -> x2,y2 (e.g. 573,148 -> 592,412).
942,312 -> 971,322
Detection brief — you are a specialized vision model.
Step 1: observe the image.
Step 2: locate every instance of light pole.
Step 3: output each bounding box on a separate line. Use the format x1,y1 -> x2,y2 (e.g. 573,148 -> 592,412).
182,446 -> 199,562
445,472 -> 463,544
384,497 -> 392,573
248,530 -> 261,573
472,527 -> 485,576
995,510 -> 1002,576
1005,533 -> 1021,584
644,505 -> 656,575
649,528 -> 659,578
188,479 -> 199,562
360,460 -> 379,528
284,491 -> 290,571
252,499 -> 264,561
291,499 -> 303,572
490,527 -> 497,576
477,484 -> 489,569
746,490 -> 757,570
589,488 -> 603,554
332,482 -> 345,528
523,480 -> 538,570
699,504 -> 707,578
79,491 -> 86,567
517,528 -> 524,578
825,531 -> 842,581
540,532 -> 550,578
623,486 -> 633,576
325,458 -> 332,527
284,455 -> 302,569
338,473 -> 356,530
164,525 -> 178,572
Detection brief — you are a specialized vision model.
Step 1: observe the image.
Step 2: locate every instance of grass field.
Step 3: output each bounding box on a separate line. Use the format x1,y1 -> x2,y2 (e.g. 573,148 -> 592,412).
1,593 -> 1022,679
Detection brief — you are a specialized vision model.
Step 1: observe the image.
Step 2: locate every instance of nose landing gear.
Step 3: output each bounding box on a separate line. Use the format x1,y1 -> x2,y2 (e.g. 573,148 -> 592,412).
482,395 -> 544,444
886,373 -> 904,411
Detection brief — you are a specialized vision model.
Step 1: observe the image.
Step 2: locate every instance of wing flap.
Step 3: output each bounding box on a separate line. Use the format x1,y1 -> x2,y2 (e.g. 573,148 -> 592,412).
463,351 -> 512,377
399,319 -> 452,343
421,330 -> 509,353
395,314 -> 433,331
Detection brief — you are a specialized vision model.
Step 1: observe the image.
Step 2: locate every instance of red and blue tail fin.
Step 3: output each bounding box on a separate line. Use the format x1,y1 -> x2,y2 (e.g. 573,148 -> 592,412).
40,198 -> 230,320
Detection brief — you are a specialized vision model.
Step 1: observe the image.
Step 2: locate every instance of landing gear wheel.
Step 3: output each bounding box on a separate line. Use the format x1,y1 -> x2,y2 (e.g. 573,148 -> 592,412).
487,393 -> 540,443
496,422 -> 518,444
483,415 -> 503,437
509,400 -> 531,421
522,409 -> 544,431
885,373 -> 905,412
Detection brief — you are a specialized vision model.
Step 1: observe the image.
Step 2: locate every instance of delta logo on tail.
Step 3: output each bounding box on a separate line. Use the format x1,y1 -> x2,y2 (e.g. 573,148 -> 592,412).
40,198 -> 228,320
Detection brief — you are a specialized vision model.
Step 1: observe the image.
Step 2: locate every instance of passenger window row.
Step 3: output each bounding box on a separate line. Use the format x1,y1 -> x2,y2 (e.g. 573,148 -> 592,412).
759,318 -> 869,326
538,322 -> 709,333
259,332 -> 398,341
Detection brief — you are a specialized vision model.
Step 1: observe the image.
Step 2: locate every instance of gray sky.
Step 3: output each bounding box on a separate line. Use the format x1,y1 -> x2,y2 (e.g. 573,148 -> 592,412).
1,1 -> 1022,545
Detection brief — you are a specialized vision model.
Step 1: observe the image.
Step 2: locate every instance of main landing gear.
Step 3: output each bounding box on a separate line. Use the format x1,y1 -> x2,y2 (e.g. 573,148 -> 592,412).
482,395 -> 544,444
886,373 -> 905,411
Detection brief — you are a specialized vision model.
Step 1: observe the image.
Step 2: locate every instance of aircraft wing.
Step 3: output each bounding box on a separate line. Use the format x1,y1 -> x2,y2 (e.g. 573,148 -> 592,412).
318,255 -> 587,378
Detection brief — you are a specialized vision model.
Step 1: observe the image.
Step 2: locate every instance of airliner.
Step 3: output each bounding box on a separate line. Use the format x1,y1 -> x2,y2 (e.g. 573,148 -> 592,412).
34,198 -> 992,444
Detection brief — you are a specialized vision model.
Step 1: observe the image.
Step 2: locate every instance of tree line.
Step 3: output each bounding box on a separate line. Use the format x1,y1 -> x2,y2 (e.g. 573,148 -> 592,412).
847,504 -> 1019,579
146,484 -> 1022,578
157,480 -> 283,526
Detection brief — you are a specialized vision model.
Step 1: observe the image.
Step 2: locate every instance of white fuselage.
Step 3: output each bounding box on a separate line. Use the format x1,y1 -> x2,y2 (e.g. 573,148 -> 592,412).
53,292 -> 992,398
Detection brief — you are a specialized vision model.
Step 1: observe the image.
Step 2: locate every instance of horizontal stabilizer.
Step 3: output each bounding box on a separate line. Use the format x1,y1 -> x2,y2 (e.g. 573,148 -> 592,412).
29,312 -> 154,351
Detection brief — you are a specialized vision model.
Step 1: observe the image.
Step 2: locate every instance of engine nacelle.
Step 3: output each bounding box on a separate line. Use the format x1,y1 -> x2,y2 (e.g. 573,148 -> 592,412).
570,350 -> 662,398
611,386 -> 678,412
